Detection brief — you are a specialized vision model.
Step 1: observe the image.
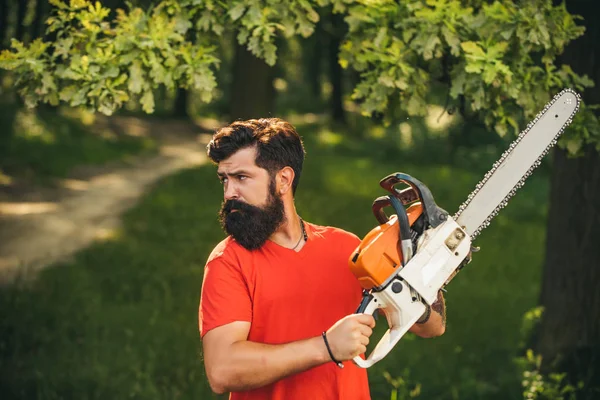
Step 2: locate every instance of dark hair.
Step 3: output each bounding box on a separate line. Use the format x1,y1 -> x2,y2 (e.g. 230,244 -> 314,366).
207,118 -> 306,194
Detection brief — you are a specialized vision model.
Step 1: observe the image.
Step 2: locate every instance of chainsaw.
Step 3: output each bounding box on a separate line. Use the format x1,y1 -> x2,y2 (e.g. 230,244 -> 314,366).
348,89 -> 580,368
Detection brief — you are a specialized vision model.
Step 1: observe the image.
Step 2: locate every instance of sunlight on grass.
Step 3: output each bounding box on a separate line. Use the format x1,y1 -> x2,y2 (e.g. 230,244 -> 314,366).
273,77 -> 288,92
368,125 -> 386,139
286,112 -> 323,126
0,201 -> 58,215
59,107 -> 97,126
59,178 -> 89,191
398,122 -> 414,147
14,109 -> 56,144
0,169 -> 12,185
317,127 -> 344,146
0,106 -> 157,180
1,72 -> 14,90
94,228 -> 120,241
424,104 -> 458,133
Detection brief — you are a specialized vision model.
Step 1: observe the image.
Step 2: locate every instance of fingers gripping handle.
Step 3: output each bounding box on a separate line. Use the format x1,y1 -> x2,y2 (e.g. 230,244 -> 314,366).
353,280 -> 427,368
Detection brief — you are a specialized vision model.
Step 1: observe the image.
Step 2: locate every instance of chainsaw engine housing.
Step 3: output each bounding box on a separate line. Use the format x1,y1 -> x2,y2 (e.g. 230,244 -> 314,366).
349,203 -> 423,290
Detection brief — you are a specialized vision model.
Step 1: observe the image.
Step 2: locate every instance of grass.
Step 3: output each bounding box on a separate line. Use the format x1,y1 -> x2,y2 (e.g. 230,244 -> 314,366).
0,104 -> 156,182
0,119 -> 551,399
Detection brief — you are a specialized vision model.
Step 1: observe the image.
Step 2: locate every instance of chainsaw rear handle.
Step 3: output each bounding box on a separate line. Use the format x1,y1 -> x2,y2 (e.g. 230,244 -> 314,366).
380,173 -> 448,228
353,279 -> 427,368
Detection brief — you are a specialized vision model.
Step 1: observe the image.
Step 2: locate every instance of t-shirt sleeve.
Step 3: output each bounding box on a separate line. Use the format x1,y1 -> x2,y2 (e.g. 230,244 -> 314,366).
198,257 -> 252,338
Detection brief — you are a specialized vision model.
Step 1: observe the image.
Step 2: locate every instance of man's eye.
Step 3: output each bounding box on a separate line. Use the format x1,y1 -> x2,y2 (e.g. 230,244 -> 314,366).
220,177 -> 228,184
239,175 -> 247,180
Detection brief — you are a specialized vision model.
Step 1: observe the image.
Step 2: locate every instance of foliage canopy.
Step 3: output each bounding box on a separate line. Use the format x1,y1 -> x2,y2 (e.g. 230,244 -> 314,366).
1,0 -> 598,154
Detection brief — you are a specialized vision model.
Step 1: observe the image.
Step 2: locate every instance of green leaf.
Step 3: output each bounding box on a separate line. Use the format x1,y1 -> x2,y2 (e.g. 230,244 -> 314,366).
140,90 -> 155,113
565,135 -> 583,155
228,3 -> 247,21
59,85 -> 78,102
465,63 -> 482,74
128,61 -> 143,94
461,41 -> 485,57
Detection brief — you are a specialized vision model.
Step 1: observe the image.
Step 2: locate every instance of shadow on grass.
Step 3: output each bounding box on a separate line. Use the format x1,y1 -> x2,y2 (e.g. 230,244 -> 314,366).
0,120 -> 550,399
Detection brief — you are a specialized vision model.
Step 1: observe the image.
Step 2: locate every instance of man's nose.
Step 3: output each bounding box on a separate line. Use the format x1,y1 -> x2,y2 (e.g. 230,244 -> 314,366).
224,181 -> 239,200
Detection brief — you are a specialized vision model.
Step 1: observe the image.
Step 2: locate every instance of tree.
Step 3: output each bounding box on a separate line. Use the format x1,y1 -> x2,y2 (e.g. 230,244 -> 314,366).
0,0 -> 9,48
324,10 -> 347,124
1,0 -> 600,392
230,41 -> 275,120
536,0 -> 600,397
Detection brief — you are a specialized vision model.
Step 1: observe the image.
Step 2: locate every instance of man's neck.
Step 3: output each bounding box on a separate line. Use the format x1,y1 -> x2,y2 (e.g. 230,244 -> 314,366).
269,207 -> 306,251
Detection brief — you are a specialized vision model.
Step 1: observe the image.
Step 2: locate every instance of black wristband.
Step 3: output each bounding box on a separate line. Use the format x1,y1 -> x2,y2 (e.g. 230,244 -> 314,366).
417,304 -> 431,324
321,332 -> 344,369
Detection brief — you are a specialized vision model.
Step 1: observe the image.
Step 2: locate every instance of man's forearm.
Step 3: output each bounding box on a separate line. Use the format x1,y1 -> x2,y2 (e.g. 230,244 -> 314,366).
409,290 -> 446,338
207,335 -> 329,394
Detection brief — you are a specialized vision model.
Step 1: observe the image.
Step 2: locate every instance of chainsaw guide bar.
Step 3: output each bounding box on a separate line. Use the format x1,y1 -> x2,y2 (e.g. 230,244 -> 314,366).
454,89 -> 580,238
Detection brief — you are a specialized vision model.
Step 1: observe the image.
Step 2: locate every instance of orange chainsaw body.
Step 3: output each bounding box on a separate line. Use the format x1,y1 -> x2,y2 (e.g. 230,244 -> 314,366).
349,203 -> 423,290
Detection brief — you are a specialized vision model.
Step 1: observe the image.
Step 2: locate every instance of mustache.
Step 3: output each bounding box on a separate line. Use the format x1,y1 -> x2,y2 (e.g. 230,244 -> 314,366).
222,199 -> 258,214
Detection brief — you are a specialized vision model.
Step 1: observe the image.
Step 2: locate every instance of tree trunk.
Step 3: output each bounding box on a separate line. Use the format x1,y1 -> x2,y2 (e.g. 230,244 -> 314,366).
229,43 -> 275,120
537,146 -> 600,390
0,0 -> 9,48
173,88 -> 189,119
31,0 -> 46,40
536,1 -> 600,396
327,12 -> 346,124
302,22 -> 323,100
15,0 -> 26,41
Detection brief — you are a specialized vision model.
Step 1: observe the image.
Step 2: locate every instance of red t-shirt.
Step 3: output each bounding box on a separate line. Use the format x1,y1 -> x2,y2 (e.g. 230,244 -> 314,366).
199,222 -> 370,400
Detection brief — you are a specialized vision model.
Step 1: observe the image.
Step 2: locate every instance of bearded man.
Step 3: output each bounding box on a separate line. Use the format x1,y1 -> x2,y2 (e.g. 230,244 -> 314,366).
198,118 -> 446,400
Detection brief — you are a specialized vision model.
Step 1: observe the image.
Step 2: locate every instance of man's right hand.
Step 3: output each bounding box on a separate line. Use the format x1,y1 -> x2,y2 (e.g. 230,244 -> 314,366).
325,314 -> 375,361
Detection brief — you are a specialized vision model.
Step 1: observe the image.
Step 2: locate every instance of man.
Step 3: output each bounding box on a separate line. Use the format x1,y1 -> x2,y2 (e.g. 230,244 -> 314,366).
199,118 -> 446,399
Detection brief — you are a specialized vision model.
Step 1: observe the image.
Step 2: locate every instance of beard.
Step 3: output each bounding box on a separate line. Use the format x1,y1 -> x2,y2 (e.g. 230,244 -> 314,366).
218,179 -> 285,250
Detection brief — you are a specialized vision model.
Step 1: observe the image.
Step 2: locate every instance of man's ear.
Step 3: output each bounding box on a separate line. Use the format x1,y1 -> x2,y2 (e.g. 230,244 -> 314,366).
277,167 -> 295,195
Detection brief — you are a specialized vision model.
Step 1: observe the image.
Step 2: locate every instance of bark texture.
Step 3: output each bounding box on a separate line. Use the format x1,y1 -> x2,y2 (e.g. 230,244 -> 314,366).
229,43 -> 275,120
537,146 -> 600,388
536,1 -> 600,396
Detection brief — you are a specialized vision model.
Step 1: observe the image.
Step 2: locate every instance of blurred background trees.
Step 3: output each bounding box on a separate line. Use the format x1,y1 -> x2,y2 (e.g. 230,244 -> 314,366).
1,0 -> 599,398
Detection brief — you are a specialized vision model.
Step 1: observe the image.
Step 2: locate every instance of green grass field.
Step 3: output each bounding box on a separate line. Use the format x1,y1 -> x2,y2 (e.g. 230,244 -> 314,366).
0,120 -> 550,399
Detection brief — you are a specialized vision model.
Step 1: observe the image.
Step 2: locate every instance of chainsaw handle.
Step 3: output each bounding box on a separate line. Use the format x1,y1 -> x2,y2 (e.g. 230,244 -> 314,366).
372,196 -> 391,225
380,173 -> 448,228
356,291 -> 377,314
353,294 -> 383,369
372,195 -> 411,242
353,280 -> 426,368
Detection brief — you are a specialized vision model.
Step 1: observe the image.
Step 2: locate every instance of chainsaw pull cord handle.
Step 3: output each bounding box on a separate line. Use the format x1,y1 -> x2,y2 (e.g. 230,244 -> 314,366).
380,173 -> 448,229
371,195 -> 413,265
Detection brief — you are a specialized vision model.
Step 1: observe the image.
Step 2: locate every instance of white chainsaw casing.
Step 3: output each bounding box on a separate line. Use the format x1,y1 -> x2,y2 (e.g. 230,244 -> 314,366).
399,218 -> 472,305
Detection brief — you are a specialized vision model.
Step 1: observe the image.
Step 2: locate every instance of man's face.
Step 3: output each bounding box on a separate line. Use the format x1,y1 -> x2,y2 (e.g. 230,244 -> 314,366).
217,146 -> 285,250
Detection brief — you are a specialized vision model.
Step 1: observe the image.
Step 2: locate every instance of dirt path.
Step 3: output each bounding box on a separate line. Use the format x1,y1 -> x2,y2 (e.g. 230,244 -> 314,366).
0,116 -> 218,284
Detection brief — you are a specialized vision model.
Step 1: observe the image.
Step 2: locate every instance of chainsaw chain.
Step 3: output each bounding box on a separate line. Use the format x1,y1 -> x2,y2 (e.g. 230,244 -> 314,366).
453,88 -> 581,239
